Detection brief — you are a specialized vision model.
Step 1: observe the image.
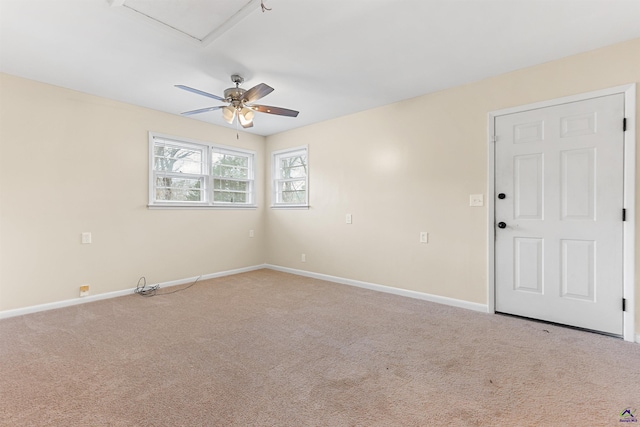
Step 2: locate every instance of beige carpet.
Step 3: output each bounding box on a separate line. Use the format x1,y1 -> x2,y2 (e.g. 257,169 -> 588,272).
1,269 -> 638,426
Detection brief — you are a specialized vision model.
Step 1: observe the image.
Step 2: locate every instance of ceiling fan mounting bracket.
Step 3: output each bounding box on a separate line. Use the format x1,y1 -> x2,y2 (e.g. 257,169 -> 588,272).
226,74 -> 247,104
230,74 -> 244,86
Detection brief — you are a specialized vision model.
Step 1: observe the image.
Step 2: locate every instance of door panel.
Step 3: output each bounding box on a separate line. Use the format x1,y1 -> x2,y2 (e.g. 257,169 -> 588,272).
561,148 -> 595,220
495,94 -> 624,335
514,154 -> 543,219
514,238 -> 543,294
561,239 -> 595,301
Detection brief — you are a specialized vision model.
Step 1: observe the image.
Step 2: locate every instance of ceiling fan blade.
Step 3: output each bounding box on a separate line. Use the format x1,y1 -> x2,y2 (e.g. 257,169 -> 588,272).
250,104 -> 299,117
175,85 -> 226,102
180,106 -> 224,116
242,83 -> 274,103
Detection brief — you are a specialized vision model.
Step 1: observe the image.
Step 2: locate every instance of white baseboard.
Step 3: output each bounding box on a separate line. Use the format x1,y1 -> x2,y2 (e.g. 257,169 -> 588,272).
265,264 -> 488,313
0,288 -> 135,320
5,264 -> 631,340
266,266 -> 640,342
0,264 -> 267,320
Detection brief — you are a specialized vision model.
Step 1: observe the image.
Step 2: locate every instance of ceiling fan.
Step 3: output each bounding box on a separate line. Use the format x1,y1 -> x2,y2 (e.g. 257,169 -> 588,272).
175,74 -> 299,129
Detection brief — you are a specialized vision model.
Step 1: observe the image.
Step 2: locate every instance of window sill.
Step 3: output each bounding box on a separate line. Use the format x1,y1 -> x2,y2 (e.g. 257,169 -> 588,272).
270,204 -> 309,210
148,204 -> 257,210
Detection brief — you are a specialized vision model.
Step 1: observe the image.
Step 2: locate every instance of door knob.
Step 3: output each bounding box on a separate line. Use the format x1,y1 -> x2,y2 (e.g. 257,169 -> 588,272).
498,222 -> 507,229
498,193 -> 506,199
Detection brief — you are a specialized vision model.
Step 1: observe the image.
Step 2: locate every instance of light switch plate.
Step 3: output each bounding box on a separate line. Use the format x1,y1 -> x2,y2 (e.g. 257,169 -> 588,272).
469,194 -> 484,207
81,232 -> 92,244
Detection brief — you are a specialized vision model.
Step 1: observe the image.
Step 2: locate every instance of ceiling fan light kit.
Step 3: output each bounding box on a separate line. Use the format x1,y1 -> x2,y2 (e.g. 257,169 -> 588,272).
239,108 -> 255,126
176,74 -> 299,131
222,105 -> 235,124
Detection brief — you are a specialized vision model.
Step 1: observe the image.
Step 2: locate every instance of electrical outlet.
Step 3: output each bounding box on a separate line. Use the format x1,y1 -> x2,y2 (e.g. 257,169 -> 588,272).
79,285 -> 90,297
249,229 -> 254,238
301,253 -> 306,262
346,214 -> 352,224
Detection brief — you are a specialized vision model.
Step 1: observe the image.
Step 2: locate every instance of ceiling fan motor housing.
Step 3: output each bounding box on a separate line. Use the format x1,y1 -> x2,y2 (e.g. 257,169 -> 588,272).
224,87 -> 247,104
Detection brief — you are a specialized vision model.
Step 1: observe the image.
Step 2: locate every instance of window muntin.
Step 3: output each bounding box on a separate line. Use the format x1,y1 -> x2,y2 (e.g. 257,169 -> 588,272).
149,133 -> 255,208
272,147 -> 308,207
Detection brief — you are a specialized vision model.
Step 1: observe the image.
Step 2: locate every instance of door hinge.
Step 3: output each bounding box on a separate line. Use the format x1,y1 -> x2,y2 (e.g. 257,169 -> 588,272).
623,118 -> 627,132
490,135 -> 497,143
622,298 -> 626,312
623,208 -> 627,221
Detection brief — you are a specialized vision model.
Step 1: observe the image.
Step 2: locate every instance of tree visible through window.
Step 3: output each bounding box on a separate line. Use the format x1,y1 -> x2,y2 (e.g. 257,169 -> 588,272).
212,151 -> 251,204
154,143 -> 204,202
272,147 -> 308,207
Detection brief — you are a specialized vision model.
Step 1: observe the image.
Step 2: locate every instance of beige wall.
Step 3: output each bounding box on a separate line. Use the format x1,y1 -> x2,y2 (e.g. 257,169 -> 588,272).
0,74 -> 266,310
265,38 -> 640,332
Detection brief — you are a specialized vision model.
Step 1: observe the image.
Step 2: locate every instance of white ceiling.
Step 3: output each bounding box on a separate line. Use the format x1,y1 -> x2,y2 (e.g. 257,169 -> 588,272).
1,0 -> 640,136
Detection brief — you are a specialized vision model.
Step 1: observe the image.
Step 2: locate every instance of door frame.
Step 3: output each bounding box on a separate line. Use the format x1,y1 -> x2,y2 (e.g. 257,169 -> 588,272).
487,84 -> 636,342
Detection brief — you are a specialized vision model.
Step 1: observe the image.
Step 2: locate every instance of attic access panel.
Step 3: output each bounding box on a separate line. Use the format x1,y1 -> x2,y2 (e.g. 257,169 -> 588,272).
114,0 -> 259,45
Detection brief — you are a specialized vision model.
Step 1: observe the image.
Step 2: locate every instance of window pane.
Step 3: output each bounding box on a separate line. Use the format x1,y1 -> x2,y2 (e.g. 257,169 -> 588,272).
279,155 -> 307,179
212,153 -> 249,178
279,180 -> 306,204
154,145 -> 203,174
155,176 -> 202,201
213,164 -> 249,179
215,153 -> 248,168
213,179 -> 249,204
213,179 -> 248,192
213,191 -> 248,203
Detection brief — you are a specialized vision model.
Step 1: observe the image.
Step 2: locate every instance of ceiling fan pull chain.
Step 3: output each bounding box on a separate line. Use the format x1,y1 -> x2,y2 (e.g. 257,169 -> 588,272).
261,0 -> 272,12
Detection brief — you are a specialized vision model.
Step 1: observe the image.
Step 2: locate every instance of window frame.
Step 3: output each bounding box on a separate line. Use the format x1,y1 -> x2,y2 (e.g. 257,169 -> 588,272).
149,132 -> 256,209
271,145 -> 309,208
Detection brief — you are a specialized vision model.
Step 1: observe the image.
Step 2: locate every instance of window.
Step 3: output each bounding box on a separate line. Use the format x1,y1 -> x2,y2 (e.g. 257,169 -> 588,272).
272,146 -> 308,207
211,148 -> 252,204
149,133 -> 255,208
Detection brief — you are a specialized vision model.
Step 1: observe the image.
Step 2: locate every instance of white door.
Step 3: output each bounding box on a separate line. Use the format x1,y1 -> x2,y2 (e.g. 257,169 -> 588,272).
494,94 -> 625,335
